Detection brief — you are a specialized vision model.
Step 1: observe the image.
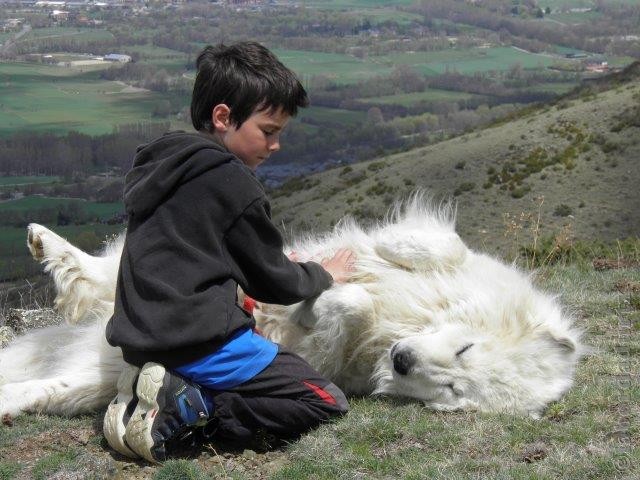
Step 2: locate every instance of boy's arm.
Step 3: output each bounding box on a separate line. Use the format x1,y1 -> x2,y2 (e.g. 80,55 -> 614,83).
224,198 -> 333,305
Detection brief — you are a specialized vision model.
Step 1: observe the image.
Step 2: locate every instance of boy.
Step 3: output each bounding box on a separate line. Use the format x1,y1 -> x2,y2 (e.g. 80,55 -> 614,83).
103,42 -> 354,463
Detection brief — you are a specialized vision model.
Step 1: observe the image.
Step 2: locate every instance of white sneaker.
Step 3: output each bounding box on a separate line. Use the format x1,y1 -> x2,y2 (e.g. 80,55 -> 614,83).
103,364 -> 141,458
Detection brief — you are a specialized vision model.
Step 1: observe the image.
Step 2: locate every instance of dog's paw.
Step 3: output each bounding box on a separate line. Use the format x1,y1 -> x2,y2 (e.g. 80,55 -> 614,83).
27,224 -> 46,260
0,387 -> 21,418
27,224 -> 72,264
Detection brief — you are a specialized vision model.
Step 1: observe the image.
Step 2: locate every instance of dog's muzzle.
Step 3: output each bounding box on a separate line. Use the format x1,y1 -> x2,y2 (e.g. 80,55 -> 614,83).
391,343 -> 415,376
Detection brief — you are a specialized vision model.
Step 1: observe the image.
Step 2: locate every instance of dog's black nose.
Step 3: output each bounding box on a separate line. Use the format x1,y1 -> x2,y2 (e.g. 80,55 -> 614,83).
392,347 -> 415,375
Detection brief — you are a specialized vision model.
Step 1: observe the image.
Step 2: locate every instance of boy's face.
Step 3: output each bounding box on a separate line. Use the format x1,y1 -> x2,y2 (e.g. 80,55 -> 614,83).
218,107 -> 290,171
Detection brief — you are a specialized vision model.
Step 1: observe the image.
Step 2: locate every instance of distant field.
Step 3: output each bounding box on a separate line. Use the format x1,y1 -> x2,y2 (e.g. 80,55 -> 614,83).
0,176 -> 60,187
304,0 -> 415,7
274,46 -> 560,85
296,106 -> 367,125
361,89 -> 479,106
0,62 -> 173,136
547,11 -> 602,24
126,44 -> 188,72
525,82 -> 579,94
273,48 -> 394,84
0,196 -> 123,219
16,27 -> 114,44
375,46 -> 557,76
0,32 -> 14,43
335,8 -> 423,25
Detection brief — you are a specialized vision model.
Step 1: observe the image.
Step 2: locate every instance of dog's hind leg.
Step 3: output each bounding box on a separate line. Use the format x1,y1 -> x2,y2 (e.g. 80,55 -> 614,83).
27,224 -> 118,323
373,227 -> 468,272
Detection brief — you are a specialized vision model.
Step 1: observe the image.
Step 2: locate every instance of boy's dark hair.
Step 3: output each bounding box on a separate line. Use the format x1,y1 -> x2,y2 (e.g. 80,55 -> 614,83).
191,42 -> 309,131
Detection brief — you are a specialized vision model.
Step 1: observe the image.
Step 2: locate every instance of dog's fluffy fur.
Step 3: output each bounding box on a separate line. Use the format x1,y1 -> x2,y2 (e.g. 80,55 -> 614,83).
0,195 -> 583,419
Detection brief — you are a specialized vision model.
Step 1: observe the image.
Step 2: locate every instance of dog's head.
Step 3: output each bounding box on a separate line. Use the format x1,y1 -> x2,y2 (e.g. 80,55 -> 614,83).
377,304 -> 582,417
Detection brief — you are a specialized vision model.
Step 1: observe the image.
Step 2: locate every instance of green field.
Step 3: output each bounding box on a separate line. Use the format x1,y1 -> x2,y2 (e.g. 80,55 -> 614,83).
0,176 -> 60,187
296,106 -> 367,125
0,32 -> 14,43
341,8 -> 424,25
0,196 -> 123,218
126,44 -> 188,71
525,82 -> 579,94
274,46 -> 559,86
362,89 -> 479,106
16,27 -> 114,44
0,62 -> 175,136
303,0 -> 416,7
273,48 -> 394,84
375,46 -> 557,76
547,11 -> 602,24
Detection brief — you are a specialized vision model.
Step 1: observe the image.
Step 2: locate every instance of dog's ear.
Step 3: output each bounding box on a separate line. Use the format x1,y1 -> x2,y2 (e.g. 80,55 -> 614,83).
542,331 -> 577,353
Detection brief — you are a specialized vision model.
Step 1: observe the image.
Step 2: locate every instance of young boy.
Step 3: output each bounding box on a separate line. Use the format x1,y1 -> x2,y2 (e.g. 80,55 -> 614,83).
102,42 -> 354,463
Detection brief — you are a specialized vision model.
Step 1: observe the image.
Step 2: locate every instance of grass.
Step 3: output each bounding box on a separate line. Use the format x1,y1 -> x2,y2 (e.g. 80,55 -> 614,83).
375,46 -> 557,76
31,448 -> 79,480
302,0 -> 416,7
17,27 -> 114,43
273,48 -> 395,84
361,88 -> 479,106
1,238 -> 638,478
0,176 -> 60,187
525,82 -> 579,95
0,196 -> 123,218
296,106 -> 367,125
274,45 -> 561,86
0,62 -> 173,136
547,11 -> 603,24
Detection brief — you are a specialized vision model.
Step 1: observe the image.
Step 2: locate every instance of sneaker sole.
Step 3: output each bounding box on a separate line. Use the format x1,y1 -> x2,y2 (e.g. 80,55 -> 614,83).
125,362 -> 167,463
103,364 -> 140,458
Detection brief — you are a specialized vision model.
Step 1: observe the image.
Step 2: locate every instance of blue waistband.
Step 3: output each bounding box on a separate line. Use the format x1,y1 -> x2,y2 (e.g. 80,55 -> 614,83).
174,327 -> 278,390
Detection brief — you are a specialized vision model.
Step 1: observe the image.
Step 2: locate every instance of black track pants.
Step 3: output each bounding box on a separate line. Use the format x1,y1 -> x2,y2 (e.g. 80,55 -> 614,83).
204,349 -> 349,443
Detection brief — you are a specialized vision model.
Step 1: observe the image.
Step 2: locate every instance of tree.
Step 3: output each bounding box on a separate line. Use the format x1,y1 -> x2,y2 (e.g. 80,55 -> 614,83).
367,107 -> 384,124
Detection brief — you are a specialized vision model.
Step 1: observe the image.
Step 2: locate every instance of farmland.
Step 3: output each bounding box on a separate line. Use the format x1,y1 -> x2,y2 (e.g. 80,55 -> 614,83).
0,196 -> 123,218
0,0 -> 637,248
273,46 -> 563,84
0,62 -> 173,136
0,176 -> 60,187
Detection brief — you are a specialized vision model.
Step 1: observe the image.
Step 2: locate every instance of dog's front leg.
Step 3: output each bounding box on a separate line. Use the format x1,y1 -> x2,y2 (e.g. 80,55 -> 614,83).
0,372 -> 118,418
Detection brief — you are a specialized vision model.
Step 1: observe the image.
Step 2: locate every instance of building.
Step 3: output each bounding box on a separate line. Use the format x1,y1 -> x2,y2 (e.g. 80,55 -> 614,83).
104,53 -> 132,63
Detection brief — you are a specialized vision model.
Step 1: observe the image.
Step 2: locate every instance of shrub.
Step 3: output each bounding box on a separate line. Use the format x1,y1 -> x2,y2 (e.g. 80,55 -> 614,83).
367,161 -> 386,172
453,182 -> 475,196
553,204 -> 573,217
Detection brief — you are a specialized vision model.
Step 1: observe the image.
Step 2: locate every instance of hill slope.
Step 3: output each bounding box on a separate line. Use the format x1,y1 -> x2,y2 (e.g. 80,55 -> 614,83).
270,64 -> 640,255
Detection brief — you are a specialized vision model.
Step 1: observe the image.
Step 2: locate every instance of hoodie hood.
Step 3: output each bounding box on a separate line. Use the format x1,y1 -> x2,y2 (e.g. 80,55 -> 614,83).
124,131 -> 235,218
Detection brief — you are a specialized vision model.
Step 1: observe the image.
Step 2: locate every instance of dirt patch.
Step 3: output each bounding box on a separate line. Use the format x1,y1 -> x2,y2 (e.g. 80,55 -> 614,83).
614,280 -> 640,293
1,423 -> 293,479
592,258 -> 640,270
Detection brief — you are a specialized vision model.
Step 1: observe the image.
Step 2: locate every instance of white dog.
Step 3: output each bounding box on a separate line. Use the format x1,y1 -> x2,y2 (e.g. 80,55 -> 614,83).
0,196 -> 583,420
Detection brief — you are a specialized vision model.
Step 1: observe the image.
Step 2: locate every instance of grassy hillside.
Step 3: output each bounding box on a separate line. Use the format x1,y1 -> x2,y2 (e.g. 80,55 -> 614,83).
269,64 -> 640,257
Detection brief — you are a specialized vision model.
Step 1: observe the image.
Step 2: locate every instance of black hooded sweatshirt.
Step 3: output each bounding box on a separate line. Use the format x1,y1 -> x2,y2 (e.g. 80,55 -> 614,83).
106,131 -> 332,368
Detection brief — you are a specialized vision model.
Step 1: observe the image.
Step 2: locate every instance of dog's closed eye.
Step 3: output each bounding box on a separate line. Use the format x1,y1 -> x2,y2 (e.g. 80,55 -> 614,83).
455,343 -> 474,357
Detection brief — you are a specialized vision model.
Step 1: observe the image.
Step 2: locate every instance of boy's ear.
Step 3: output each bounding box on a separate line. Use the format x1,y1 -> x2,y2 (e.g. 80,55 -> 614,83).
211,104 -> 231,132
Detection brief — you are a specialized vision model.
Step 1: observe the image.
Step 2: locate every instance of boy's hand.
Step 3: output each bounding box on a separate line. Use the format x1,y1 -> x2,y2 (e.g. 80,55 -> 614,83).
321,248 -> 356,284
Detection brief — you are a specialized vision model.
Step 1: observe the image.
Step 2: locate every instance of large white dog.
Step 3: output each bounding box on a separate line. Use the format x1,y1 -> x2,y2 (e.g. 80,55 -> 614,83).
0,196 -> 583,420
